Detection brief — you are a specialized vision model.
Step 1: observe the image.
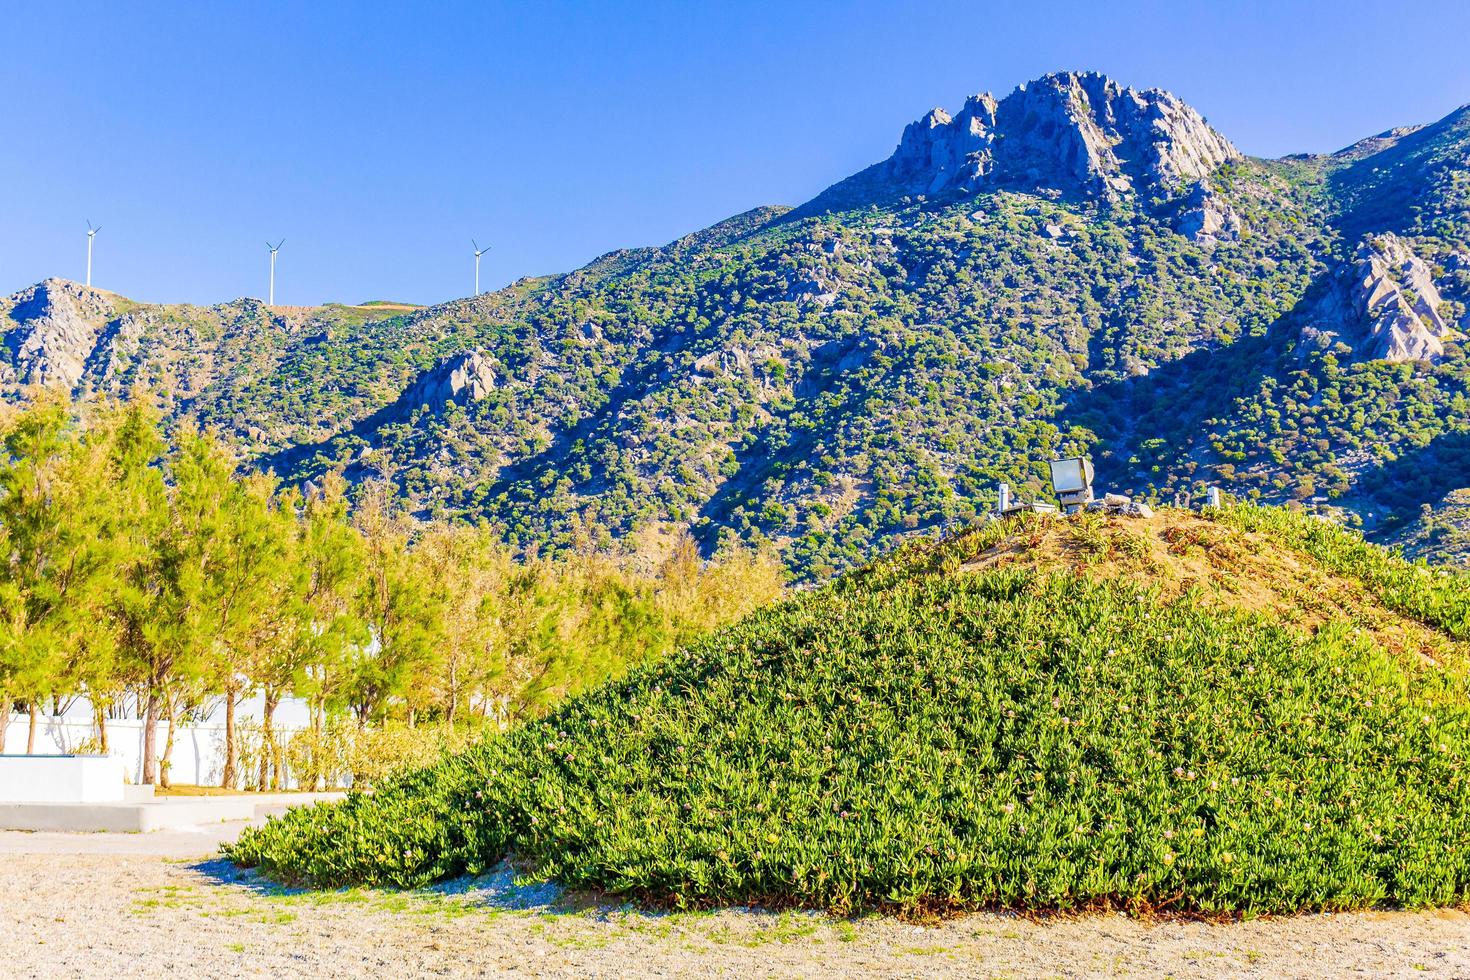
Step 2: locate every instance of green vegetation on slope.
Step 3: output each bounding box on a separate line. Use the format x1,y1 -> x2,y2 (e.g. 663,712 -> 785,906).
1391,489 -> 1470,568
5,99 -> 1469,576
226,507 -> 1470,915
210,130 -> 1465,573
1213,504 -> 1470,640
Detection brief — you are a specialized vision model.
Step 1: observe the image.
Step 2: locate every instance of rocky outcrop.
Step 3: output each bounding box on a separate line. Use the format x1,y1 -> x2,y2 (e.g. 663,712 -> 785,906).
1352,234 -> 1456,362
2,279 -> 119,389
800,72 -> 1241,213
783,276 -> 839,307
887,94 -> 1000,196
400,351 -> 497,413
988,73 -> 1239,196
78,312 -> 147,392
1300,234 -> 1461,363
1175,180 -> 1242,243
694,347 -> 752,377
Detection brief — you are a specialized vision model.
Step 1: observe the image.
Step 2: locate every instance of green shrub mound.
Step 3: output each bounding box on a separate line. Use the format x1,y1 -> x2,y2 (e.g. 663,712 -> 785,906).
228,511 -> 1470,915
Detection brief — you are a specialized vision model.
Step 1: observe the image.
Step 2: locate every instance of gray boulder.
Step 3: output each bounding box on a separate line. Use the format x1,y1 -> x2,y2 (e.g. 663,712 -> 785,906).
401,351 -> 497,413
1352,234 -> 1456,362
1176,180 -> 1242,243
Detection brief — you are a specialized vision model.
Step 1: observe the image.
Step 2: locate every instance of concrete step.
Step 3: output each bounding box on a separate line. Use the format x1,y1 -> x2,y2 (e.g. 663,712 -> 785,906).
0,791 -> 344,833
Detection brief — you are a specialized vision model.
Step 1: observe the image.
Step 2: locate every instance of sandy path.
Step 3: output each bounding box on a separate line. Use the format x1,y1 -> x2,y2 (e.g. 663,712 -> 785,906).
2,829 -> 1467,978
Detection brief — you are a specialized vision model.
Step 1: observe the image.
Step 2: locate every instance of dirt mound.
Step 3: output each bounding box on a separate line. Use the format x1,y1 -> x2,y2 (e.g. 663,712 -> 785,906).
959,509 -> 1463,665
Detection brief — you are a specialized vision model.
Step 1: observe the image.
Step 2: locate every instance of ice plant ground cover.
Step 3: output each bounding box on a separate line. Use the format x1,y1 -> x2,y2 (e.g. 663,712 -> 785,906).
226,507 -> 1470,915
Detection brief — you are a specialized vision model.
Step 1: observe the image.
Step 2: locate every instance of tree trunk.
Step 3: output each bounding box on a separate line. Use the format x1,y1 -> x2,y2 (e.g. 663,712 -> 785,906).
310,698 -> 325,791
26,702 -> 39,753
259,691 -> 279,791
93,700 -> 110,754
222,688 -> 239,789
159,696 -> 178,790
0,694 -> 8,754
141,686 -> 160,785
446,660 -> 459,727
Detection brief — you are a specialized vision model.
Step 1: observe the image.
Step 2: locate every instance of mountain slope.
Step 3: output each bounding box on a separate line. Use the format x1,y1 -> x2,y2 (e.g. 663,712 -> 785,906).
3,72 -> 1468,575
226,507 -> 1470,913
1391,487 -> 1470,566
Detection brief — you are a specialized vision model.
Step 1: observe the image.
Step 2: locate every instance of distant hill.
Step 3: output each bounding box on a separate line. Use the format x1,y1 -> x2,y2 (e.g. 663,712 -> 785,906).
1392,488 -> 1470,566
227,506 -> 1470,913
3,72 -> 1468,575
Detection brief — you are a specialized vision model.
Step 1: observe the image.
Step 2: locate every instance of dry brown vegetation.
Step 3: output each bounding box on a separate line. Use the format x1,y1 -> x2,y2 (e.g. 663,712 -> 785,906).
959,509 -> 1466,667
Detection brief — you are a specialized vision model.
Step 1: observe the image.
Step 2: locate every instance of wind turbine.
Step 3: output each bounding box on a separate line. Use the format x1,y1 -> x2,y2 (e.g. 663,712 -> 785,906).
266,239 -> 284,305
472,239 -> 490,296
85,221 -> 101,287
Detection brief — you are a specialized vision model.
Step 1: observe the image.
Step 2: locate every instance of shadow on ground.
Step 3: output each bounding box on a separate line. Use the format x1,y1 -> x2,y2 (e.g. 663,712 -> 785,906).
193,856 -> 568,914
189,856 -> 858,929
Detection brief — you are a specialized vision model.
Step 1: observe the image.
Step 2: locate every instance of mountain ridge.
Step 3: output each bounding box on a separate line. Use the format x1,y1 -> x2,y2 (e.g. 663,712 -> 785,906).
4,71 -> 1468,575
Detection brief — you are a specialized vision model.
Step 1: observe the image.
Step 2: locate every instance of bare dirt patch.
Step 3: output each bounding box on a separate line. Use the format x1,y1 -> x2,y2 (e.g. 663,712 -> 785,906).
3,833 -> 1467,978
960,510 -> 1466,666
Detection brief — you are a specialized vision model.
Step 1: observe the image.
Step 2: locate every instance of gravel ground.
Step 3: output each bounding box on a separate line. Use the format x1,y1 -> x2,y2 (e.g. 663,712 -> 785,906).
3,828 -> 1468,979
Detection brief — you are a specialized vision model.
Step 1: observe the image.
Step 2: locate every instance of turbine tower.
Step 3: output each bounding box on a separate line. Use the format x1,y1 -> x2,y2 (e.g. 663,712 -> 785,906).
473,239 -> 490,296
86,221 -> 101,287
266,239 -> 284,306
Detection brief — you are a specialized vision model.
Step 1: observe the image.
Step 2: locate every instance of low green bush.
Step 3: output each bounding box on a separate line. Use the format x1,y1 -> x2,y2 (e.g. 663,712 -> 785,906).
227,511 -> 1470,915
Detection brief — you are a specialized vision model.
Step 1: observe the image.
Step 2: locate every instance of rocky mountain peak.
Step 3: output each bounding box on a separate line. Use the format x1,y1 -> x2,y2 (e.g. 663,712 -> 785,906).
998,71 -> 1239,193
888,93 -> 1000,194
2,278 -> 121,389
801,71 -> 1241,214
1334,125 -> 1428,160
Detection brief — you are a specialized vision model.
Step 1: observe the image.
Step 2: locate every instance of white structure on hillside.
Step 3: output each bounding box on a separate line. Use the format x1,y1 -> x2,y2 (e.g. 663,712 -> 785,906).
473,239 -> 491,295
267,238 -> 284,305
1049,457 -> 1096,513
85,220 -> 101,287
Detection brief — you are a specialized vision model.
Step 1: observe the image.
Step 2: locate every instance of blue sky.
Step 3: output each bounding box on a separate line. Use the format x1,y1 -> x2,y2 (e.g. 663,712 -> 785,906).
3,0 -> 1467,306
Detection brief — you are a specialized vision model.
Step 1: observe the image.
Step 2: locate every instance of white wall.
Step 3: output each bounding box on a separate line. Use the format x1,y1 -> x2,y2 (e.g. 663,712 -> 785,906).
1,694 -> 311,787
0,754 -> 128,803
